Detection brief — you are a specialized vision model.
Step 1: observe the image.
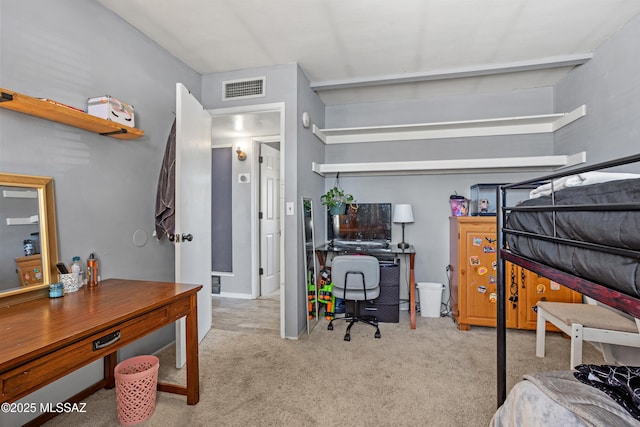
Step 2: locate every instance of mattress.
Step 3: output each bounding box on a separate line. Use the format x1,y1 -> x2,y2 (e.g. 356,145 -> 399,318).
490,370 -> 640,427
504,178 -> 640,297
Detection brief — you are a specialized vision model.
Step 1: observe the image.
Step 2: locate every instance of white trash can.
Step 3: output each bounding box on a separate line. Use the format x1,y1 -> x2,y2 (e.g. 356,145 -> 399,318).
417,282 -> 444,318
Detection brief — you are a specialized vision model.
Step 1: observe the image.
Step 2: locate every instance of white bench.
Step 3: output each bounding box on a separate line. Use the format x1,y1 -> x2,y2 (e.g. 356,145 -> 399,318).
536,300 -> 640,369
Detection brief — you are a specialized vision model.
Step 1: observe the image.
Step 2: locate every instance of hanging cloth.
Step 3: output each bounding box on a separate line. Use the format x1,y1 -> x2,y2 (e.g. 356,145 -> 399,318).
155,118 -> 176,239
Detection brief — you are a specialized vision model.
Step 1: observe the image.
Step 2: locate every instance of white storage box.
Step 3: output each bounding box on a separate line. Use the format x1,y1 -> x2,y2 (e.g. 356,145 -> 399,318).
87,95 -> 135,127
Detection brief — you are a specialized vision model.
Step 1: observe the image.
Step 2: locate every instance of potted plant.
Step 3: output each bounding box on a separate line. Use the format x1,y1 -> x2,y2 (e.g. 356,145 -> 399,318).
321,185 -> 355,215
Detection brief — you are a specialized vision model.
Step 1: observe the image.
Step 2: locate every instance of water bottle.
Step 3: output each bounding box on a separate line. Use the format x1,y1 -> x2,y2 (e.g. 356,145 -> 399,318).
71,256 -> 83,287
87,253 -> 98,287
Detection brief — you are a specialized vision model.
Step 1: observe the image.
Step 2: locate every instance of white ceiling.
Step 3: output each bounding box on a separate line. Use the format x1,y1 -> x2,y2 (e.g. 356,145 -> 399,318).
98,0 -> 640,106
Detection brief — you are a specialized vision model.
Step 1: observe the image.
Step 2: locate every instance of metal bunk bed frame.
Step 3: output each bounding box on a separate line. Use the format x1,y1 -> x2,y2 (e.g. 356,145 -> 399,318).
496,152 -> 640,406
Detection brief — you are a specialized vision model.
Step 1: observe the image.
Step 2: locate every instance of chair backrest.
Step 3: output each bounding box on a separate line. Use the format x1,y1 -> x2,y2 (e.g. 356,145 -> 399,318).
331,255 -> 380,301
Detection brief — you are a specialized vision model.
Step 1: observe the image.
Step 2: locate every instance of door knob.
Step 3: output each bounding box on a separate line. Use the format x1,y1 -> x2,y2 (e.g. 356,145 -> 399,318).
182,233 -> 193,242
168,234 -> 175,242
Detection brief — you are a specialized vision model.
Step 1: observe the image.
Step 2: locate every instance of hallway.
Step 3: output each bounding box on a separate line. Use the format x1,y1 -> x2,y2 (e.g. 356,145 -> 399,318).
211,291 -> 280,336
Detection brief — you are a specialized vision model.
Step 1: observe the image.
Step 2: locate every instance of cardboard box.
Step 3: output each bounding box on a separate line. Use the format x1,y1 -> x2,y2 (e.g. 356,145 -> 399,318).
87,95 -> 135,127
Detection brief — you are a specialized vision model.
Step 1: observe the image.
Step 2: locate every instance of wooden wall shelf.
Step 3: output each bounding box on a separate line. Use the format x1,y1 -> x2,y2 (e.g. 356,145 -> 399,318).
0,88 -> 144,140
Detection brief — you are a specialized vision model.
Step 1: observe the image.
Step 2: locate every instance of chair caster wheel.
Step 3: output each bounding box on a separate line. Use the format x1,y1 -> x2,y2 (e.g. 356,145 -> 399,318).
344,335 -> 351,341
328,323 -> 333,331
375,331 -> 381,339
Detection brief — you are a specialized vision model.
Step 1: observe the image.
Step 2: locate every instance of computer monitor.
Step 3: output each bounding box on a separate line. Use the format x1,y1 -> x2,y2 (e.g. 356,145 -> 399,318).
327,203 -> 392,242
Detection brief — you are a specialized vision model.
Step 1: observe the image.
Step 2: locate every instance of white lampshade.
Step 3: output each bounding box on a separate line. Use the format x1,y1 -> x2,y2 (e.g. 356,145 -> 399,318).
393,204 -> 414,223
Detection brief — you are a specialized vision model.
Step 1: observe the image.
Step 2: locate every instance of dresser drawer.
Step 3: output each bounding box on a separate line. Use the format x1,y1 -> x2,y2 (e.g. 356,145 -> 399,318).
169,297 -> 192,320
0,300 -> 180,401
345,301 -> 399,323
379,264 -> 399,285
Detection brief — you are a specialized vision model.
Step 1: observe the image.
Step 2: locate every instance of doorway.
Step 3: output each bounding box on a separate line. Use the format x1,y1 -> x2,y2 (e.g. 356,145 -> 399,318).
257,139 -> 281,298
210,103 -> 285,338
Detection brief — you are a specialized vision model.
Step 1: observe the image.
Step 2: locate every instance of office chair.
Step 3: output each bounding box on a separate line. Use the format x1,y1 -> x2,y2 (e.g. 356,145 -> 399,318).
327,255 -> 381,341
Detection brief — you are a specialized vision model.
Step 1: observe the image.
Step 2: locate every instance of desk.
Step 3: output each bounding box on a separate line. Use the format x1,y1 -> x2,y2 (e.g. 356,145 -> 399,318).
315,244 -> 417,329
0,279 -> 201,425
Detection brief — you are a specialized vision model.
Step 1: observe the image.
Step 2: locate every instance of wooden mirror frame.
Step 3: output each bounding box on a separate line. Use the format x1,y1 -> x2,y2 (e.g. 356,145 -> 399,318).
0,173 -> 58,301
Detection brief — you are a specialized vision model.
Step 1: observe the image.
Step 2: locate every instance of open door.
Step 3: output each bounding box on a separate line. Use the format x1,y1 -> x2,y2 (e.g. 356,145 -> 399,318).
259,143 -> 281,297
175,83 -> 212,368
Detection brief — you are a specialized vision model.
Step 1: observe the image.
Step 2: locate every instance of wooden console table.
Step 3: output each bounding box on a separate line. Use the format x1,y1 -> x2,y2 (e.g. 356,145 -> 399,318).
0,278 -> 201,425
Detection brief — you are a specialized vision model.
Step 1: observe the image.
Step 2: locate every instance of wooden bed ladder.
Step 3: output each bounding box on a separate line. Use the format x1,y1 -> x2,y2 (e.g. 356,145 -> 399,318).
536,298 -> 640,369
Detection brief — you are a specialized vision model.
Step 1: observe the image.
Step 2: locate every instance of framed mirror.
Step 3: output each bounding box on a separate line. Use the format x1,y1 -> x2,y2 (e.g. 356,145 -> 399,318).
0,173 -> 58,299
302,197 -> 318,333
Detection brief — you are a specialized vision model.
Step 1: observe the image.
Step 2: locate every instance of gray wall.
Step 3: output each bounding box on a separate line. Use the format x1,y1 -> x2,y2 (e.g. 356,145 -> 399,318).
553,13 -> 640,363
0,189 -> 39,289
209,130 -> 255,296
3,0 -> 640,422
0,0 -> 200,424
201,64 -> 326,338
202,65 -> 294,306
319,14 -> 640,310
323,88 -> 555,300
202,64 -> 325,338
555,13 -> 640,166
295,66 -> 327,334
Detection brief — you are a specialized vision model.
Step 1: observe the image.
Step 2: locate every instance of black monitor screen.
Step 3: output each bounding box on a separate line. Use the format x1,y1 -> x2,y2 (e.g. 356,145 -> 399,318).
327,203 -> 392,242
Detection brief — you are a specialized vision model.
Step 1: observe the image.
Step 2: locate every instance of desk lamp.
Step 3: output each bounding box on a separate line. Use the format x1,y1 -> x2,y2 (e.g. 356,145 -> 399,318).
393,204 -> 414,249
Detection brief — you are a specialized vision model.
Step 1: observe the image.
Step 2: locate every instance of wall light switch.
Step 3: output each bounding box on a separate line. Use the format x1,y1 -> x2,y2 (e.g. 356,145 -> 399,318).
286,202 -> 294,215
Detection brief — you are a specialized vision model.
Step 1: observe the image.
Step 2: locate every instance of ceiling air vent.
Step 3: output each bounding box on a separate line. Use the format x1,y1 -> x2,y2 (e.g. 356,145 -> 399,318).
222,77 -> 266,101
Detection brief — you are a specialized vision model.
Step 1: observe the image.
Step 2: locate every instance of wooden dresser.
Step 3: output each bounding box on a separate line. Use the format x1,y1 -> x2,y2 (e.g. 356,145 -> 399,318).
0,279 -> 201,425
15,254 -> 43,287
449,216 -> 581,331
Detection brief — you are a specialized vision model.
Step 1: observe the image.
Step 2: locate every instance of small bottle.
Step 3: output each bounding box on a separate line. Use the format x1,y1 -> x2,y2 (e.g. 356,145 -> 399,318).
87,253 -> 99,287
71,256 -> 83,287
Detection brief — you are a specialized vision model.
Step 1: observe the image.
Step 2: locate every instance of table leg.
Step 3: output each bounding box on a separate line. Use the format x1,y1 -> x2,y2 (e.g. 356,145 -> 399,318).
186,293 -> 200,405
409,253 -> 416,329
104,352 -> 117,389
315,251 -> 327,269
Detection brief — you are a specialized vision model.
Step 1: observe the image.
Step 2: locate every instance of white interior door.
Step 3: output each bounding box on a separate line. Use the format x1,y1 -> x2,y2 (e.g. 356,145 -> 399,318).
175,83 -> 212,368
259,143 -> 280,296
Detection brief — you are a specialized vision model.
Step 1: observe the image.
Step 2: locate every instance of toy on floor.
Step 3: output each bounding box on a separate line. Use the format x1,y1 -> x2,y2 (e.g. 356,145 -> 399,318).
317,269 -> 335,320
307,270 -> 317,320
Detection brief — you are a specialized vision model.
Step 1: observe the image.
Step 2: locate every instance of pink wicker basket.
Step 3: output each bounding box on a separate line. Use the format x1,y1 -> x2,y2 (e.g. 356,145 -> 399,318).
114,355 -> 159,425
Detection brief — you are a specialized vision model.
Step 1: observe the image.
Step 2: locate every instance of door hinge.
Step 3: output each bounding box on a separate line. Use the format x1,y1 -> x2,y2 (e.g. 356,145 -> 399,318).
258,156 -> 263,163
258,212 -> 263,219
259,268 -> 264,275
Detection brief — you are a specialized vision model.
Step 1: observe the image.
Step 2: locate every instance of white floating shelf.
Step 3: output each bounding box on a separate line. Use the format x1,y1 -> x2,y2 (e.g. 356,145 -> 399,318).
312,105 -> 586,144
312,152 -> 587,177
6,214 -> 39,225
2,189 -> 37,198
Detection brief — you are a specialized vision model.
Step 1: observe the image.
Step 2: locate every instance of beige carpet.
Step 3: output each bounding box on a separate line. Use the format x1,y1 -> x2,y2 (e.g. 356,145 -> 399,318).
45,313 -> 604,426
